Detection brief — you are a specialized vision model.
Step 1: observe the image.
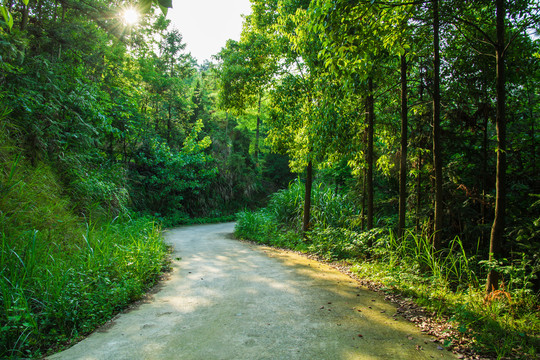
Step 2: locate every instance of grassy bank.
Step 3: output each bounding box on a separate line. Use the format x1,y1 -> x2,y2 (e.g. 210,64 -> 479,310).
1,216 -> 168,358
235,180 -> 539,360
0,141 -> 169,358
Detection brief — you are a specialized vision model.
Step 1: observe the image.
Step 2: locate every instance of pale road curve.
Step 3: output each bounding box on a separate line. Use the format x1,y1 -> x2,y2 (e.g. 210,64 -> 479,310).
48,223 -> 456,360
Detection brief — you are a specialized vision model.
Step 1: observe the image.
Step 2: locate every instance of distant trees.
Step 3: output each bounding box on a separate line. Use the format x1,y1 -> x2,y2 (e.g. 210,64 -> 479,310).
0,0 -> 289,223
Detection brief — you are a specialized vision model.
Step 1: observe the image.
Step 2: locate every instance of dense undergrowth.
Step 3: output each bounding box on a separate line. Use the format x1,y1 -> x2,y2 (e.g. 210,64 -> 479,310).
0,135 -> 169,358
235,180 -> 540,359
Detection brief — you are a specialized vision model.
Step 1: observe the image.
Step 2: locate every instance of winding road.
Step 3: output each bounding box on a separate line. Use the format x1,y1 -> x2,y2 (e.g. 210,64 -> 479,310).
48,223 -> 455,360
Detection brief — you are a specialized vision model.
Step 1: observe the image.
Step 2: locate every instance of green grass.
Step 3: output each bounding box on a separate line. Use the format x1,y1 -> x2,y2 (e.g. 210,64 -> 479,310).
0,215 -> 168,359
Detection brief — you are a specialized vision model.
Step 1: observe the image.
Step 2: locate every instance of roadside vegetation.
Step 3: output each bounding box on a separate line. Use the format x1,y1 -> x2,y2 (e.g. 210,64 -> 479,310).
236,180 -> 539,359
0,137 -> 168,358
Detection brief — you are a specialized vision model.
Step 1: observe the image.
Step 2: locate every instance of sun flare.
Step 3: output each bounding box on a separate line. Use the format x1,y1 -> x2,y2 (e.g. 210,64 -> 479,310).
123,7 -> 139,25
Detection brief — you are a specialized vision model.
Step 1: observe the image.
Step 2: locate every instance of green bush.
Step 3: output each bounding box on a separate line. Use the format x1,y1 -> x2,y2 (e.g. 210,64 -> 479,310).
235,210 -> 302,249
308,227 -> 384,261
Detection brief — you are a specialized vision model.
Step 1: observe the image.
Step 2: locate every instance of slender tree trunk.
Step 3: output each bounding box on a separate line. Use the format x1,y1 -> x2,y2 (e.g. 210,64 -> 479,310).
482,111 -> 489,244
361,168 -> 367,231
432,0 -> 443,251
398,54 -> 408,240
20,3 -> 29,30
416,63 -> 424,233
167,102 -> 172,145
487,0 -> 507,293
61,0 -> 66,22
255,92 -> 262,164
303,160 -> 313,234
416,153 -> 422,232
367,78 -> 375,232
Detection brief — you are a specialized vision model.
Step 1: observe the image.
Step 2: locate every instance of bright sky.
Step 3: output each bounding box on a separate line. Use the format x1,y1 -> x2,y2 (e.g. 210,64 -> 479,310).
168,0 -> 253,64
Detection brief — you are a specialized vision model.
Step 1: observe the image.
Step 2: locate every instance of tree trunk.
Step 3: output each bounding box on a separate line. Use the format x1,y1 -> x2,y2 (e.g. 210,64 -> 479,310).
255,92 -> 262,164
398,54 -> 408,240
486,0 -> 507,293
20,3 -> 29,30
367,77 -> 375,232
167,102 -> 172,145
432,0 -> 443,251
416,63 -> 424,233
416,153 -> 422,232
482,108 -> 489,245
61,0 -> 66,22
302,160 -> 313,234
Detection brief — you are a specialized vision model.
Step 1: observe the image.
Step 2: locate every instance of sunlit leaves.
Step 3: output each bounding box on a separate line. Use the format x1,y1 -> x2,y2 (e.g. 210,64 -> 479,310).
0,0 -> 29,30
138,0 -> 172,15
0,5 -> 13,29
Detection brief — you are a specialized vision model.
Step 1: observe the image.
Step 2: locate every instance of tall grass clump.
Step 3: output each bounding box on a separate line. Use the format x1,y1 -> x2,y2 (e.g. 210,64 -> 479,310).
264,179 -> 361,231
0,135 -> 168,358
374,231 -> 478,290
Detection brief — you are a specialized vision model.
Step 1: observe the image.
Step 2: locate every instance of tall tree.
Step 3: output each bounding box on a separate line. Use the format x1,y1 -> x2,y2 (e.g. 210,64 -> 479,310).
432,0 -> 444,251
447,0 -> 540,291
398,53 -> 408,240
216,27 -> 276,164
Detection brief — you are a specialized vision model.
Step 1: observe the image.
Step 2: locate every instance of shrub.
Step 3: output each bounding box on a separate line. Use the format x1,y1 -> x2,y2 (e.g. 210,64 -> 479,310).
308,227 -> 370,260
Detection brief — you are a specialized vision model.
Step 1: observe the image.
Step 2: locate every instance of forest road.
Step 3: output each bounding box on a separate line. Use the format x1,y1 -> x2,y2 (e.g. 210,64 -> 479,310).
48,222 -> 455,360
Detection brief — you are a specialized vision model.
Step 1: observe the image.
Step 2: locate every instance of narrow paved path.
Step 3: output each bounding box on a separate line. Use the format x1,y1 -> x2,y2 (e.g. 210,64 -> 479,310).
48,223 -> 455,360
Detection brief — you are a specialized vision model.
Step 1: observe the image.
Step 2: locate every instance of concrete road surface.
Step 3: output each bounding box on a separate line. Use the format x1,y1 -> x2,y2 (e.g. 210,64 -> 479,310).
48,222 -> 455,360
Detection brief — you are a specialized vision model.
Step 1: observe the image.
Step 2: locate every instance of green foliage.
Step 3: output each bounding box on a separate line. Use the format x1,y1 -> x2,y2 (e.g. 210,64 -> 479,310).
0,141 -> 168,357
138,0 -> 173,15
1,0 -> 539,357
235,210 -> 303,250
266,180 -> 305,229
264,179 -> 362,231
307,227 -> 373,261
129,120 -> 216,215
